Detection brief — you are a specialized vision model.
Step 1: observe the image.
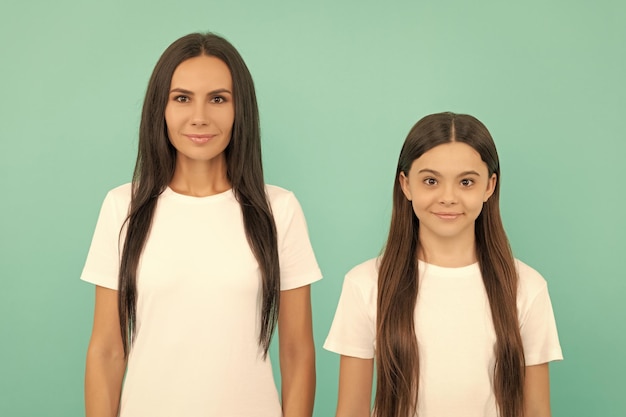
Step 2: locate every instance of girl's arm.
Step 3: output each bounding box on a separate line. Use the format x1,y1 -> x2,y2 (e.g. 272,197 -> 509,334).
336,356 -> 374,417
279,285 -> 316,417
524,363 -> 552,417
85,286 -> 127,417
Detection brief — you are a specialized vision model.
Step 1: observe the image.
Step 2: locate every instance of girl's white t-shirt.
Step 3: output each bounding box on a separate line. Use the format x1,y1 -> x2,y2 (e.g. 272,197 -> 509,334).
324,258 -> 563,417
82,183 -> 322,417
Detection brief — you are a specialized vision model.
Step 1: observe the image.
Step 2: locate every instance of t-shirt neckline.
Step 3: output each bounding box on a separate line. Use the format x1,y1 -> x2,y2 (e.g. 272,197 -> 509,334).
162,186 -> 235,203
417,260 -> 480,278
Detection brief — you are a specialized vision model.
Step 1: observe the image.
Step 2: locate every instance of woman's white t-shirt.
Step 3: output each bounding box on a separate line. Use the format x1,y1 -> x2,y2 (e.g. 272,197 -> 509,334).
81,183 -> 322,417
324,258 -> 562,417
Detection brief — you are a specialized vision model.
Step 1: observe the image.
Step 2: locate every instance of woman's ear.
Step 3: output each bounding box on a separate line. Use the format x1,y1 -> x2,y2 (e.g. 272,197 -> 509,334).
484,173 -> 497,202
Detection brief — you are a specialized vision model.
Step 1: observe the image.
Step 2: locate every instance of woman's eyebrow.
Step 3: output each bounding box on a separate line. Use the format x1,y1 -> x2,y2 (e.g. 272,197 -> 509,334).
169,87 -> 233,95
169,87 -> 193,95
416,169 -> 482,177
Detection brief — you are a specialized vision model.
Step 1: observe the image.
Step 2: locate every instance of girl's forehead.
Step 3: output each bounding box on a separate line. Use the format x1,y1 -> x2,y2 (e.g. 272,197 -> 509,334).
411,142 -> 487,174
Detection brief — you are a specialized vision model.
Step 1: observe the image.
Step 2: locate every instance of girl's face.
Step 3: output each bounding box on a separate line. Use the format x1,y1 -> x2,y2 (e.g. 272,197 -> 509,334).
399,141 -> 496,246
164,55 -> 235,170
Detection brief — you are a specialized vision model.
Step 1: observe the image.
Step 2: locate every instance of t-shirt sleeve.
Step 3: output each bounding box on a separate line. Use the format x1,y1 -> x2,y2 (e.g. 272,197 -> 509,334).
275,191 -> 322,291
324,270 -> 376,359
519,283 -> 563,366
80,189 -> 128,290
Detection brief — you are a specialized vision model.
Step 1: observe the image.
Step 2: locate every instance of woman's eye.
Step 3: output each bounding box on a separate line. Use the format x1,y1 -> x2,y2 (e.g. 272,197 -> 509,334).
424,178 -> 437,186
211,96 -> 225,104
174,95 -> 189,103
460,179 -> 474,187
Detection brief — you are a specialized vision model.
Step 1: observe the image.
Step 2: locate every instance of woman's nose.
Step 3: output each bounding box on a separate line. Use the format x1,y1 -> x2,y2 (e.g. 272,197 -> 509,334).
190,102 -> 209,126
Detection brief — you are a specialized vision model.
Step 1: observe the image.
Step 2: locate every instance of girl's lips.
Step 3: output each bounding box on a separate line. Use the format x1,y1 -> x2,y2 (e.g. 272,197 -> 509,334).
433,212 -> 462,220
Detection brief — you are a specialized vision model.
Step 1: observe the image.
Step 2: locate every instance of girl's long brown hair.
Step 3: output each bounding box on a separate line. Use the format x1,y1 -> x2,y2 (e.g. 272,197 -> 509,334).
118,33 -> 279,358
375,112 -> 525,417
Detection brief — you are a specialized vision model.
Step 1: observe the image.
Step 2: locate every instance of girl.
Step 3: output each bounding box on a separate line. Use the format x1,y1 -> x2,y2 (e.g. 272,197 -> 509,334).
82,33 -> 322,417
324,112 -> 562,417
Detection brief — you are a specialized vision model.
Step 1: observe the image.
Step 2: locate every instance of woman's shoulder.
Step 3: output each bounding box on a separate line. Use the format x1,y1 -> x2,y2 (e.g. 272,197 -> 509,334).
105,182 -> 133,200
96,183 -> 132,212
265,184 -> 294,201
264,184 -> 302,217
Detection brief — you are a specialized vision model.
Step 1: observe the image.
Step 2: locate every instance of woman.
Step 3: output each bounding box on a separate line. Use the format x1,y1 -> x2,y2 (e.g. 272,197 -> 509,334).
82,32 -> 322,417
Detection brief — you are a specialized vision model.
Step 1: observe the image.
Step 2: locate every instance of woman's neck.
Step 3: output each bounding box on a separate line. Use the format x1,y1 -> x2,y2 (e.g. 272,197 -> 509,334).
169,156 -> 231,197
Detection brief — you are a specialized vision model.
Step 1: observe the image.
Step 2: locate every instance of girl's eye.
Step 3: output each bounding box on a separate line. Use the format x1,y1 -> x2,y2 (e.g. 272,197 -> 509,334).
211,96 -> 225,104
424,178 -> 437,186
174,95 -> 190,103
460,179 -> 474,187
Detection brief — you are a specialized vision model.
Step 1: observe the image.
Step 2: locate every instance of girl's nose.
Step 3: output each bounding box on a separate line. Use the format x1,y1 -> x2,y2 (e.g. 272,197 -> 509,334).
439,185 -> 457,205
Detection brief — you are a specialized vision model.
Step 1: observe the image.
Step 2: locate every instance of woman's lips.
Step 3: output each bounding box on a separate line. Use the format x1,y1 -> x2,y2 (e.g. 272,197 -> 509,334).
184,134 -> 216,144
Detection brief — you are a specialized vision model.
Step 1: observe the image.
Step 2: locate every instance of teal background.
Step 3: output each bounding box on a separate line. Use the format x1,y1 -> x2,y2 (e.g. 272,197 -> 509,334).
1,0 -> 624,415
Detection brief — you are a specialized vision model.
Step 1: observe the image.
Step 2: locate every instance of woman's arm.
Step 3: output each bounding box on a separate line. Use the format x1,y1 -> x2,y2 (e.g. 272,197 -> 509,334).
335,355 -> 374,417
85,286 -> 127,417
278,285 -> 316,417
524,363 -> 552,417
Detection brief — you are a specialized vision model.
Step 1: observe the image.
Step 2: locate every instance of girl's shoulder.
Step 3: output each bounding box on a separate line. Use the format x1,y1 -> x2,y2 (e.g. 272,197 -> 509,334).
344,257 -> 380,289
514,258 -> 549,300
337,257 -> 380,308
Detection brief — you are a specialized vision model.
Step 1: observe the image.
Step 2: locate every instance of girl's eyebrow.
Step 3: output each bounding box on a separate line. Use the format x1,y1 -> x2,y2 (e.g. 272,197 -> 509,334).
169,87 -> 233,95
417,168 -> 481,177
458,170 -> 481,177
417,168 -> 441,175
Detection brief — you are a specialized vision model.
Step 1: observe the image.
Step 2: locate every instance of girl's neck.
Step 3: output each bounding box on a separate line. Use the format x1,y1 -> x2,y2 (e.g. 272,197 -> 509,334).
418,230 -> 477,268
169,156 -> 231,197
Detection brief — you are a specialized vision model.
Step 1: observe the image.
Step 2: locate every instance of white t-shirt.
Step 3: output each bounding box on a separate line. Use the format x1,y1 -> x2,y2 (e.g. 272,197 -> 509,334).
81,183 -> 322,417
324,258 -> 562,417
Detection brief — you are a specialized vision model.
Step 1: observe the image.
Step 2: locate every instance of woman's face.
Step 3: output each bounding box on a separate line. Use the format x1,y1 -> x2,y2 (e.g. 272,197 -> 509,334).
164,55 -> 235,170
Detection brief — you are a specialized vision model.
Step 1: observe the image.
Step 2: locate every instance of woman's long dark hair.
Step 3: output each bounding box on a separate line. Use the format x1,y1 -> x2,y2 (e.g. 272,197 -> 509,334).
375,112 -> 525,417
118,33 -> 279,358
